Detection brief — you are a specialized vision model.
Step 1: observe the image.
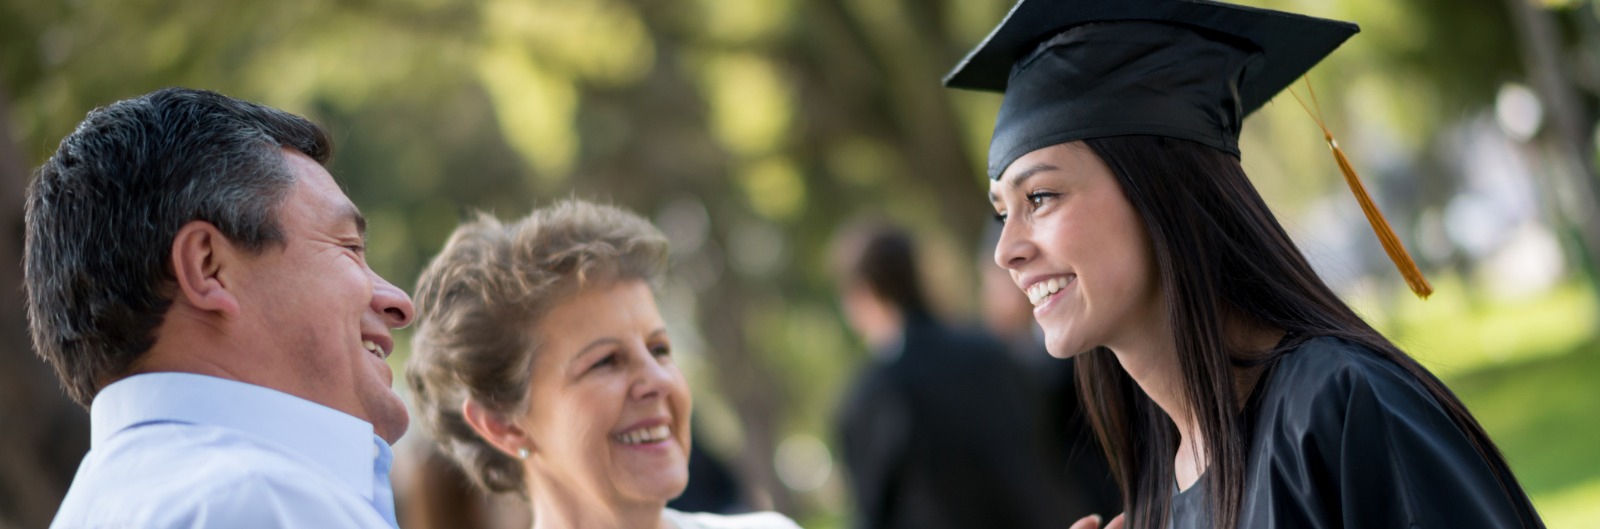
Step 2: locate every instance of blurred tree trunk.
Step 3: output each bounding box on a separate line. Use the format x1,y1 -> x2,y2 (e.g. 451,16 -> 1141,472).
1503,0 -> 1600,284
0,84 -> 89,529
698,285 -> 797,514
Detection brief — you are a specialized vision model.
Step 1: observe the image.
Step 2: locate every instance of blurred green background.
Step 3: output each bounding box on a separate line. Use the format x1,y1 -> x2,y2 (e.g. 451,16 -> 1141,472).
2,0 -> 1598,528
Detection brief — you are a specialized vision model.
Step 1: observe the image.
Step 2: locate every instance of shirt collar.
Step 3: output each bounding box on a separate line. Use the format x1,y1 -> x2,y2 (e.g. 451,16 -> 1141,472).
90,372 -> 381,499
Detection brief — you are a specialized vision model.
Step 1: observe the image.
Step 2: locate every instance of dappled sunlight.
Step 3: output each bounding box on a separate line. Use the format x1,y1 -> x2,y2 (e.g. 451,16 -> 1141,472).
480,0 -> 653,86
476,41 -> 578,183
738,156 -> 807,221
474,0 -> 654,185
689,51 -> 794,158
692,0 -> 796,45
824,135 -> 896,189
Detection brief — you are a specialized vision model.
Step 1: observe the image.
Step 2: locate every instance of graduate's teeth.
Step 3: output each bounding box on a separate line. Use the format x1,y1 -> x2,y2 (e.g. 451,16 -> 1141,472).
614,425 -> 672,445
1027,277 -> 1069,306
363,340 -> 381,357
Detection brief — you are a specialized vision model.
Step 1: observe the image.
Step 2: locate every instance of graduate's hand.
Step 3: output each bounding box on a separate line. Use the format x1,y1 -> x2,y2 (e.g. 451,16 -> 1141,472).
1068,513 -> 1125,529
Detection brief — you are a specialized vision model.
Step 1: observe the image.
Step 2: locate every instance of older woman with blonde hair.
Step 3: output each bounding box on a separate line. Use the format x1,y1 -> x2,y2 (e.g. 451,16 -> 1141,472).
406,199 -> 798,529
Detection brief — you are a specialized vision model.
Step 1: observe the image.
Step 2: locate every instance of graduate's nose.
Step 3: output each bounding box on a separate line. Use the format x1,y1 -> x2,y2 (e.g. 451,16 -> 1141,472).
994,216 -> 1036,271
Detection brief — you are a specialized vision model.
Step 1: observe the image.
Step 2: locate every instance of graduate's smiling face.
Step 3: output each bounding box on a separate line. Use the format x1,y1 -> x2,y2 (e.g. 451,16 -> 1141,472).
989,142 -> 1163,358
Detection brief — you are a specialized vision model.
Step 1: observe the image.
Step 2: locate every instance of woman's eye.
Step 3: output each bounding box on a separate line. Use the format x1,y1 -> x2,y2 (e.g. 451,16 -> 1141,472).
590,354 -> 618,370
650,344 -> 672,357
1026,191 -> 1059,208
993,212 -> 1008,225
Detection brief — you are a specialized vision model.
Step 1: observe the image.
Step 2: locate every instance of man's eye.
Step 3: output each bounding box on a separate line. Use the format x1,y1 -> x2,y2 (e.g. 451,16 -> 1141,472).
591,354 -> 617,370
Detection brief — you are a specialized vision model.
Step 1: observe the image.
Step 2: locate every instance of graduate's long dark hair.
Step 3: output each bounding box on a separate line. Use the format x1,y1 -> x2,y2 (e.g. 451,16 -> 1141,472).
1075,135 -> 1539,529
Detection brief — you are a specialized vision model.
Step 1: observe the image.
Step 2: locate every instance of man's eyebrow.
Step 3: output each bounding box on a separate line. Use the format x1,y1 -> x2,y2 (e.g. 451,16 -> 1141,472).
989,163 -> 1060,201
340,203 -> 367,242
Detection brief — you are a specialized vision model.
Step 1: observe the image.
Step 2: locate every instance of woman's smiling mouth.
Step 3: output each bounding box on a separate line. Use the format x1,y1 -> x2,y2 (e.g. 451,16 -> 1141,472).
1026,274 -> 1076,306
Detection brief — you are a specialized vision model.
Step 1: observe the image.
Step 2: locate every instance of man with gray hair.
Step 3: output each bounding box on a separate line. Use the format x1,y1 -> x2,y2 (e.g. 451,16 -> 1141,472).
26,87 -> 415,527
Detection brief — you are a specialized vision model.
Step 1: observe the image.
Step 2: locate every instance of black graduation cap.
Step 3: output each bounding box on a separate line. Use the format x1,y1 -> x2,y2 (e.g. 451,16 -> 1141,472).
943,0 -> 1359,180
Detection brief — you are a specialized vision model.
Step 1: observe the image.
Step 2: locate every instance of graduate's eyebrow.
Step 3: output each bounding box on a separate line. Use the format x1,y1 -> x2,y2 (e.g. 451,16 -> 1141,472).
989,163 -> 1059,202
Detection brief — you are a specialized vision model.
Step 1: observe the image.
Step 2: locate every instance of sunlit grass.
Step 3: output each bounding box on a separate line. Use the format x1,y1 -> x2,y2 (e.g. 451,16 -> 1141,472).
1530,477 -> 1600,528
1359,275 -> 1598,378
1445,338 -> 1600,526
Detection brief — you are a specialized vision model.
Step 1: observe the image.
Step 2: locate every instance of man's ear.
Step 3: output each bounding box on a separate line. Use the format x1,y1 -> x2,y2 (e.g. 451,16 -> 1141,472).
462,398 -> 534,459
170,220 -> 241,317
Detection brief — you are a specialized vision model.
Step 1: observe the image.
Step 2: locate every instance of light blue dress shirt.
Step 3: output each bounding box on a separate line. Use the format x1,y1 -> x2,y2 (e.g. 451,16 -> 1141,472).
51,373 -> 400,528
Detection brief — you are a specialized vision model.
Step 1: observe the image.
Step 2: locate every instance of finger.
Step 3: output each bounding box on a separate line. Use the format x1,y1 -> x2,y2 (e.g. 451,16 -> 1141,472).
1068,514 -> 1103,529
1105,513 -> 1127,529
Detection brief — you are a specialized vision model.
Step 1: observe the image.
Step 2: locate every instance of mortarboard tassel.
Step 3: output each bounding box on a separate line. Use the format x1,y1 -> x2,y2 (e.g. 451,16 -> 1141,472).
1290,77 -> 1433,299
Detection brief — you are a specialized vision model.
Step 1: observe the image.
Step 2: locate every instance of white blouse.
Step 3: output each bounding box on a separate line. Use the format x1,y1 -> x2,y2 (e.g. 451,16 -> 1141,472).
662,508 -> 802,529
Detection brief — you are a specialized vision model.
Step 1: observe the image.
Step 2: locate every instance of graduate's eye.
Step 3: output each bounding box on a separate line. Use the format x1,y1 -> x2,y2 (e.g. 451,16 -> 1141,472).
1026,191 -> 1060,209
993,211 -> 1008,225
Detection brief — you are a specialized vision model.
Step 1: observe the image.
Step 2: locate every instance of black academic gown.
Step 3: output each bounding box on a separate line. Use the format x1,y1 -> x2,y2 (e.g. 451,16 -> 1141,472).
1169,336 -> 1543,528
837,314 -> 1073,529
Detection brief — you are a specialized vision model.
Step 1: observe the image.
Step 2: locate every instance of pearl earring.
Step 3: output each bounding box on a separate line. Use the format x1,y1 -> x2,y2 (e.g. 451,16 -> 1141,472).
517,448 -> 530,459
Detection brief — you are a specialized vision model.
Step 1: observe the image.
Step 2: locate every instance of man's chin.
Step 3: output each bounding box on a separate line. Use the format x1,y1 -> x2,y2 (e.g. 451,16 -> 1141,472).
370,394 -> 410,444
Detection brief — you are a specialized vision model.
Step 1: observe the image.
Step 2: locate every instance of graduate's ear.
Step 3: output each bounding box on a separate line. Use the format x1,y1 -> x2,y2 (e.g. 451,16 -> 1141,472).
170,220 -> 241,317
462,398 -> 534,459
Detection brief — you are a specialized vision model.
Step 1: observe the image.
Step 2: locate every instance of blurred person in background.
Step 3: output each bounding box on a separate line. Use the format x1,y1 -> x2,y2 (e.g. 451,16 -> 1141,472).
953,0 -> 1547,527
831,219 -> 1071,529
405,199 -> 798,529
978,222 -> 1121,522
26,87 -> 415,527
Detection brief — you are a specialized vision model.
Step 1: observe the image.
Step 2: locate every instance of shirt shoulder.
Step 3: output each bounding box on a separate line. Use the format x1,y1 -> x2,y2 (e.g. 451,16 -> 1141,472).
52,423 -> 385,528
664,509 -> 803,529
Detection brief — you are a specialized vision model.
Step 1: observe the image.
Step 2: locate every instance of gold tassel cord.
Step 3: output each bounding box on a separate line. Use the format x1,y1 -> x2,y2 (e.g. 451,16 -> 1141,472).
1288,78 -> 1433,299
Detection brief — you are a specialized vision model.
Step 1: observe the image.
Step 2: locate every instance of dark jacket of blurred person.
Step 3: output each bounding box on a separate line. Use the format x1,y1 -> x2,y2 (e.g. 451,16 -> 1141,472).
832,221 -> 1073,529
979,224 -> 1122,522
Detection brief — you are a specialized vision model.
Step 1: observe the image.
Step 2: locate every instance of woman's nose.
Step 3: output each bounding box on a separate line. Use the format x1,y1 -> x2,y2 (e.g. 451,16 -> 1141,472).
994,219 -> 1036,270
629,349 -> 676,400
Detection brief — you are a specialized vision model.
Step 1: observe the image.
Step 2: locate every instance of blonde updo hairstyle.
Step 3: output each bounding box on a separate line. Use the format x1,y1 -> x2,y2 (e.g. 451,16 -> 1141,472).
406,199 -> 670,494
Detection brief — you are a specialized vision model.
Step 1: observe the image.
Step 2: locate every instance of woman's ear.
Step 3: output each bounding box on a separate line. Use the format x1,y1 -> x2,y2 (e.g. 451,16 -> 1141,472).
170,220 -> 241,317
462,398 -> 533,459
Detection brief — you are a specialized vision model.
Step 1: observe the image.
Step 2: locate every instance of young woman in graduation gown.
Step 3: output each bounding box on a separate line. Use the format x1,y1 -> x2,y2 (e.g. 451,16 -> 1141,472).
946,0 -> 1547,528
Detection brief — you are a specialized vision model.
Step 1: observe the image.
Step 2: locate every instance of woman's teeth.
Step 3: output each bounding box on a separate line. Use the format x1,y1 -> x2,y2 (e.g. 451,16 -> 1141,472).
614,425 -> 671,445
1027,276 -> 1071,306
